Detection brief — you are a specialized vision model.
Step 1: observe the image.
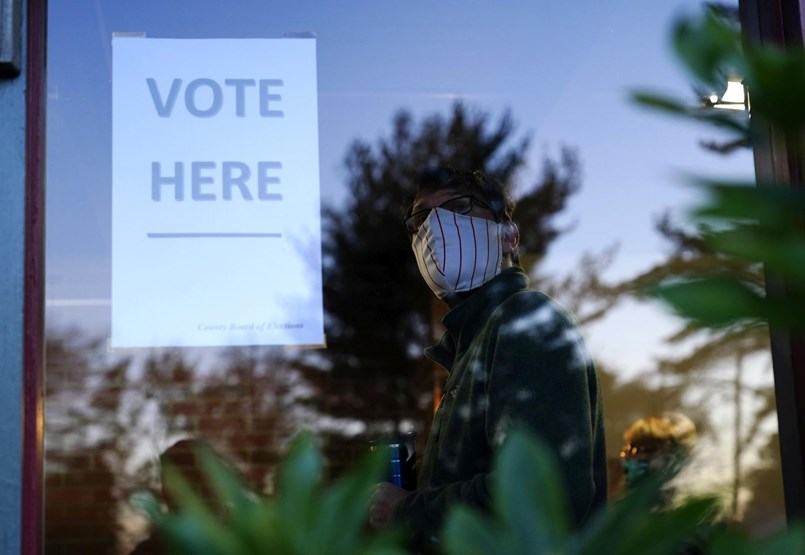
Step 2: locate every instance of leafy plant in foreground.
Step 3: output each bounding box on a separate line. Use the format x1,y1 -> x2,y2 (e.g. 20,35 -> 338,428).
135,427 -> 805,554
132,433 -> 406,555
633,10 -> 805,331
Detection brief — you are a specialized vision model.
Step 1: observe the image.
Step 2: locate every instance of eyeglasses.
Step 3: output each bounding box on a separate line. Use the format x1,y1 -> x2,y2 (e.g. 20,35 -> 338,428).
619,443 -> 665,459
403,195 -> 495,235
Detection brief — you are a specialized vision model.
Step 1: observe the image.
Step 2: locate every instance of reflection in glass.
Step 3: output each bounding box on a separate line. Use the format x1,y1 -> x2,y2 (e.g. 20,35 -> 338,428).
44,1 -> 784,552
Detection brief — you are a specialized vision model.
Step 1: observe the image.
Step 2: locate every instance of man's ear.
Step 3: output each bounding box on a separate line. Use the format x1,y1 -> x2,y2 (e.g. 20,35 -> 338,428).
501,222 -> 519,254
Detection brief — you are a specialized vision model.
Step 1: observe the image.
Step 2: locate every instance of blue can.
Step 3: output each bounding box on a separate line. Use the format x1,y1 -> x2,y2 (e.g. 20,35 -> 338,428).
369,433 -> 416,490
388,442 -> 402,488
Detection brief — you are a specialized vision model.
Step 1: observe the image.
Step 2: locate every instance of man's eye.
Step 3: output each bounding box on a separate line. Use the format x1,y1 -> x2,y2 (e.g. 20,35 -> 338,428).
443,198 -> 472,213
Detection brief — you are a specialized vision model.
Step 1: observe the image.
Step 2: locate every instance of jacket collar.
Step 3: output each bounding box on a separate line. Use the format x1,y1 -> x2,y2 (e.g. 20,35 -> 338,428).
424,267 -> 529,372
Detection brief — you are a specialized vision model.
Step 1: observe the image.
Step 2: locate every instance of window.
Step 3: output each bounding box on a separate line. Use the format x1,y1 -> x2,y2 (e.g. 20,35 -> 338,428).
44,2 -> 783,552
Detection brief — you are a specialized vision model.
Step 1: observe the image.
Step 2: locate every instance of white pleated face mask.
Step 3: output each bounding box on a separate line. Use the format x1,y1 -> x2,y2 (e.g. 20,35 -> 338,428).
412,207 -> 503,299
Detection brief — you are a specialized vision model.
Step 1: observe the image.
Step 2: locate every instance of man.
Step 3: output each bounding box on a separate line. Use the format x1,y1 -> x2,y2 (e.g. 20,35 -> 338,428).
369,168 -> 607,545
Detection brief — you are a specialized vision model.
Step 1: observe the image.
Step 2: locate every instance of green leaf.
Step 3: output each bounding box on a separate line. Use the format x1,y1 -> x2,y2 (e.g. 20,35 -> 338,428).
197,446 -> 258,515
672,13 -> 744,90
443,506 -> 506,555
275,432 -> 323,528
313,448 -> 387,554
492,429 -> 571,553
631,91 -> 749,134
574,483 -> 718,555
160,513 -> 230,555
693,109 -> 750,135
277,432 -> 323,492
631,92 -> 694,115
743,46 -> 805,134
760,523 -> 805,555
652,277 -> 768,326
706,525 -> 758,555
653,275 -> 805,330
161,466 -> 250,555
636,498 -> 720,554
710,227 -> 805,283
692,182 -> 805,226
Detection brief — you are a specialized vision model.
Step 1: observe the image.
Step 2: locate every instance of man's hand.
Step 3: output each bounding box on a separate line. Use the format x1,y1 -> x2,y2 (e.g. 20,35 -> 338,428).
369,482 -> 408,530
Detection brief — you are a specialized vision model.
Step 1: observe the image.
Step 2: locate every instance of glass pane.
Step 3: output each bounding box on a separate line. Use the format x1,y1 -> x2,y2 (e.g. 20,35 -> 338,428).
45,1 -> 785,553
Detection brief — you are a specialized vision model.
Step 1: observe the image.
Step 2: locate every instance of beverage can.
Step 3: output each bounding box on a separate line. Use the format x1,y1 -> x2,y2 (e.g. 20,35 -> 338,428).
369,432 -> 416,490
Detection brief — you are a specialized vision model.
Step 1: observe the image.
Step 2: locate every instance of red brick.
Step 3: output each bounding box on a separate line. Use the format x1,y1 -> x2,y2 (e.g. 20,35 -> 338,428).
46,487 -> 95,505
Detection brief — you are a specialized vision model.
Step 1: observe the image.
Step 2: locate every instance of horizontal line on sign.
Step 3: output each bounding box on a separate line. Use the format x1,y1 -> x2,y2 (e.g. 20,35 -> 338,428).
147,233 -> 283,239
46,298 -> 111,307
320,90 -> 492,100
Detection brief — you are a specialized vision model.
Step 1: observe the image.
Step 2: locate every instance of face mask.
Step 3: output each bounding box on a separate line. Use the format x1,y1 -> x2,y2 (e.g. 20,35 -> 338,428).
622,458 -> 652,489
412,207 -> 503,299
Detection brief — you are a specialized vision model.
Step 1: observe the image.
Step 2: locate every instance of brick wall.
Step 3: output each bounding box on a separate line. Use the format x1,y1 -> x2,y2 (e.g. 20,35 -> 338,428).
44,334 -> 435,554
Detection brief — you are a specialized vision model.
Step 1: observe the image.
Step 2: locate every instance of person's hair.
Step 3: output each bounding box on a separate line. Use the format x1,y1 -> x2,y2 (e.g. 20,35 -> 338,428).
661,412 -> 698,451
400,167 -> 516,224
401,167 -> 519,265
623,412 -> 698,455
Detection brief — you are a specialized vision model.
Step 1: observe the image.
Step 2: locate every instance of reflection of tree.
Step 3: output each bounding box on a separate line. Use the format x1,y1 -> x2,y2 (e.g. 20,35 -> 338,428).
516,146 -> 581,266
743,432 -> 786,534
139,347 -> 307,488
44,330 -> 131,554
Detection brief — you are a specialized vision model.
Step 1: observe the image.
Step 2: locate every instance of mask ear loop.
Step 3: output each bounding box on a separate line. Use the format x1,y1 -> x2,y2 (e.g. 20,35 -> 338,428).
501,221 -> 520,258
501,221 -> 519,242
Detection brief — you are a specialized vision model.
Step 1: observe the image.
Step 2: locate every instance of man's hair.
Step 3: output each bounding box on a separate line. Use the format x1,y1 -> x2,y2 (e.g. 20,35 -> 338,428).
401,167 -> 516,223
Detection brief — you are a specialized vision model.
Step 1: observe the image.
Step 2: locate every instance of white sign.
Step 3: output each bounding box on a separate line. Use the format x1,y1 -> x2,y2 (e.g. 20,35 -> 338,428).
112,37 -> 323,348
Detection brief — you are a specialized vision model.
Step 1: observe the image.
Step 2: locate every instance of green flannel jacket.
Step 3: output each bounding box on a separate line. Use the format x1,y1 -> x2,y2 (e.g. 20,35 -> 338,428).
396,267 -> 607,543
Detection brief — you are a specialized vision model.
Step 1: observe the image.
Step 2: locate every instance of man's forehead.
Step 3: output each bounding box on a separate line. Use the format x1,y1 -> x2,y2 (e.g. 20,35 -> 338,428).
412,188 -> 464,211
